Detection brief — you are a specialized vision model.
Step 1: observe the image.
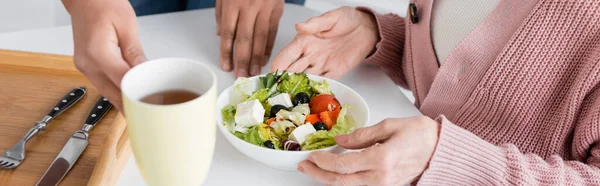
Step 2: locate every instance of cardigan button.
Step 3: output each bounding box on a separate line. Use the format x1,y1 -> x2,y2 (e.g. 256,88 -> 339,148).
409,3 -> 419,24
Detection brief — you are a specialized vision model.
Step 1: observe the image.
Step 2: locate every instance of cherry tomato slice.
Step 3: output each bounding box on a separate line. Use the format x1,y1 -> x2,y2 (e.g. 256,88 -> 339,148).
331,107 -> 341,123
309,94 -> 341,114
320,111 -> 335,130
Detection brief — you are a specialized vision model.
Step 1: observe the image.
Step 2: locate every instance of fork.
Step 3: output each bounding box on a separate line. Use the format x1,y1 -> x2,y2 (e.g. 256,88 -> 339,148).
0,87 -> 86,169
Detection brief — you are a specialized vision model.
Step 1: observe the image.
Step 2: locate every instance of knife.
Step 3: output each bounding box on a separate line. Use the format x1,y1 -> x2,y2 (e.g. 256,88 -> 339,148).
36,97 -> 113,186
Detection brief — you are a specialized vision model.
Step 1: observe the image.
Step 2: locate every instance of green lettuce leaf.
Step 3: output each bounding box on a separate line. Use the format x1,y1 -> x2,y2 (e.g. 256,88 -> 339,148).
230,77 -> 253,105
260,70 -> 289,99
260,70 -> 288,89
222,105 -> 236,121
277,73 -> 312,97
301,105 -> 355,151
233,131 -> 245,139
265,126 -> 283,150
270,137 -> 282,150
260,72 -> 277,89
310,80 -> 332,95
221,105 -> 237,132
301,130 -> 336,150
266,82 -> 279,99
233,126 -> 264,147
257,123 -> 271,141
247,88 -> 269,102
263,104 -> 272,120
331,105 -> 355,136
234,124 -> 283,149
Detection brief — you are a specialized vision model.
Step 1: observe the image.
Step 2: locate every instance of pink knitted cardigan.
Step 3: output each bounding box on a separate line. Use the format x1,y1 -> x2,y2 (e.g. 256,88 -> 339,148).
360,0 -> 600,185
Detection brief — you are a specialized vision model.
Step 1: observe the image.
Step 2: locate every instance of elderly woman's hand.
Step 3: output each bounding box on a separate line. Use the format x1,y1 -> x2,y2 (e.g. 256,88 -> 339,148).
271,6 -> 379,79
298,116 -> 440,186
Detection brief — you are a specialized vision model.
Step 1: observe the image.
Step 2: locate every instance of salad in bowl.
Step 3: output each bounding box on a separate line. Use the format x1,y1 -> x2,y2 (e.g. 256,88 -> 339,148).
216,71 -> 369,170
221,71 -> 356,151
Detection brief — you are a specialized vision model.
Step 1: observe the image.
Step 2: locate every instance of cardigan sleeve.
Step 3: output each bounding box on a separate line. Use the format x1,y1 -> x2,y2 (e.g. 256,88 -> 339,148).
418,89 -> 600,185
356,7 -> 408,87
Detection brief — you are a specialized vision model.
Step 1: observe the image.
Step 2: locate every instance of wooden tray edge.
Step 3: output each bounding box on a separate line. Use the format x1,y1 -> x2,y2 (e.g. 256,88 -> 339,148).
0,49 -> 77,71
87,114 -> 131,186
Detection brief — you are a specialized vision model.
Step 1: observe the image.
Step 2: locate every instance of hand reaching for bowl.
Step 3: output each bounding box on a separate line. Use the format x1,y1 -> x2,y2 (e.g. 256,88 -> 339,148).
297,116 -> 440,186
216,0 -> 284,77
62,0 -> 146,111
271,7 -> 380,79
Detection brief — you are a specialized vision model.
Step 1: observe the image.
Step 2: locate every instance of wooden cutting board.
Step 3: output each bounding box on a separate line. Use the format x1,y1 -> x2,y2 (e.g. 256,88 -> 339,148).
0,50 -> 131,186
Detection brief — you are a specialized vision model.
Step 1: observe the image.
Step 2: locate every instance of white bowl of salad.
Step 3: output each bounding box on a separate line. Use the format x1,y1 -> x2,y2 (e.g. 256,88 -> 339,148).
216,71 -> 369,171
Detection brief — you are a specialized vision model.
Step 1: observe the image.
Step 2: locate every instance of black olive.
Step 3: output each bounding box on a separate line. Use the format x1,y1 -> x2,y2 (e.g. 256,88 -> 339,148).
270,105 -> 288,117
263,140 -> 275,149
293,92 -> 310,106
313,122 -> 328,131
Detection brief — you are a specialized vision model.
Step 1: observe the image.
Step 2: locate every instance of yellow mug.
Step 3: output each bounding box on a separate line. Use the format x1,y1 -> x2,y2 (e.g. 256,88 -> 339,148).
121,58 -> 217,186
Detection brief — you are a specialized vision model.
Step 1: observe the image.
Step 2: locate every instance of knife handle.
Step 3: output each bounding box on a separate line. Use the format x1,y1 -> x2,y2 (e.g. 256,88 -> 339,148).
46,87 -> 87,120
84,97 -> 113,126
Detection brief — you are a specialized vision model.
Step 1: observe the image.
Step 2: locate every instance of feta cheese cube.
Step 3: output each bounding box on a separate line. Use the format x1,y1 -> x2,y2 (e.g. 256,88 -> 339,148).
234,99 -> 265,127
289,124 -> 317,144
268,93 -> 294,108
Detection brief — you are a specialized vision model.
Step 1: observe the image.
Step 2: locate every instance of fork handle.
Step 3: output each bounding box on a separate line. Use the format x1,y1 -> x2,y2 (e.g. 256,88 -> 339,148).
21,127 -> 40,143
45,87 -> 86,121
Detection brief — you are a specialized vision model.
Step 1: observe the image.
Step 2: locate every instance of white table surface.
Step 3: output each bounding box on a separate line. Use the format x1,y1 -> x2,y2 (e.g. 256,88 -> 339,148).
0,4 -> 421,186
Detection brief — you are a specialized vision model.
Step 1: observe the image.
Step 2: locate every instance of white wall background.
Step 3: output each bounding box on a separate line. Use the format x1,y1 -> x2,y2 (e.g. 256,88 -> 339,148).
0,0 -> 408,33
0,0 -> 69,33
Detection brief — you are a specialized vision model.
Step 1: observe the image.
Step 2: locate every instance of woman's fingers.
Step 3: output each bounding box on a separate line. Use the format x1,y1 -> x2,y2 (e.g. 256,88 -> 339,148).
295,9 -> 339,35
270,6 -> 372,79
304,54 -> 328,75
296,6 -> 358,38
286,56 -> 312,73
307,150 -> 378,174
322,68 -> 345,80
335,119 -> 399,149
270,35 -> 306,72
298,160 -> 370,186
298,117 -> 441,186
304,66 -> 324,75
